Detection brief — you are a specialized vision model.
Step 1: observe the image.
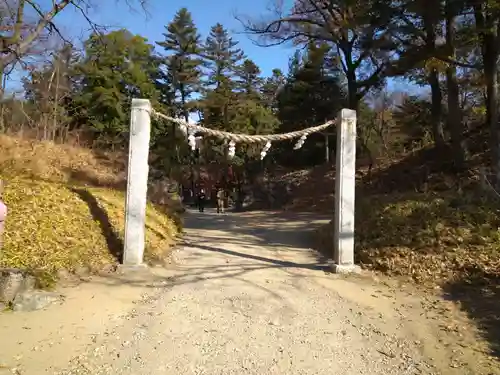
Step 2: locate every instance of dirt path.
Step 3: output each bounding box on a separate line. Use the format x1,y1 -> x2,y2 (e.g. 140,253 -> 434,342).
0,210 -> 496,374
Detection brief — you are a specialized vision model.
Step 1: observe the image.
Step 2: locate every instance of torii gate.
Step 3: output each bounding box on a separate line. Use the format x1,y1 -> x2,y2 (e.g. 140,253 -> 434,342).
121,98 -> 359,274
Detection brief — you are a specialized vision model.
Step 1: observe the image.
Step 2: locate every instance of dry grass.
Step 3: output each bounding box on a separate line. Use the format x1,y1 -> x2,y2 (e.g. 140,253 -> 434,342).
0,134 -> 182,285
278,145 -> 500,286
315,190 -> 500,285
0,134 -> 127,188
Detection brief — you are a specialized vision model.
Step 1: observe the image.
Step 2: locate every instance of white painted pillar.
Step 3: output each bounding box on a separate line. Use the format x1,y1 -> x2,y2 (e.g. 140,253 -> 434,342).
122,98 -> 151,267
332,109 -> 360,273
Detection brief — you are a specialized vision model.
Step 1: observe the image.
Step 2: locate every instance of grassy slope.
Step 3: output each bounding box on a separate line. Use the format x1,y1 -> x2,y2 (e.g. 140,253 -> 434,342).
316,191 -> 500,284
281,148 -> 500,287
0,135 -> 181,284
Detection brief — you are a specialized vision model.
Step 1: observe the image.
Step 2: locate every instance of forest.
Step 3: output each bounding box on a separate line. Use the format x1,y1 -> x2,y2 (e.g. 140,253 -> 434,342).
1,0 -> 498,192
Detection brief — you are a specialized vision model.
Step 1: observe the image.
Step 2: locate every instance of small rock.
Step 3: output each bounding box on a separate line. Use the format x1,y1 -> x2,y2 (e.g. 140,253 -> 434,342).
22,275 -> 36,291
57,269 -> 71,280
56,269 -> 80,287
12,291 -> 64,312
98,264 -> 116,275
0,269 -> 24,303
74,266 -> 91,279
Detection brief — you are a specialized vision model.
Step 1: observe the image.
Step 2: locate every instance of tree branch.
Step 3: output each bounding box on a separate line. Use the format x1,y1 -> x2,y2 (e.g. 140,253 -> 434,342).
0,0 -> 73,67
25,0 -> 71,45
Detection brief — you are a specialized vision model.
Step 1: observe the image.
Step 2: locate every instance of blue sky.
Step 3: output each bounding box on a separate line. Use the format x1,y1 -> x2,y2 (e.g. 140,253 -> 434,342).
79,0 -> 293,77
7,0 -> 420,95
6,0 -> 291,91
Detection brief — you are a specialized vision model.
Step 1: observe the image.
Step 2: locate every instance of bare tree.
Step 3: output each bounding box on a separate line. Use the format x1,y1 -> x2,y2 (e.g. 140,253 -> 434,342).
0,0 -> 147,136
237,0 -> 396,110
22,44 -> 73,141
368,88 -> 398,153
0,0 -> 148,80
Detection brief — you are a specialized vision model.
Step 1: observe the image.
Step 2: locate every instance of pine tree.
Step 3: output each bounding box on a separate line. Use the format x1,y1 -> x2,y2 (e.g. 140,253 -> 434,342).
156,7 -> 202,121
203,23 -> 244,89
261,68 -> 285,114
236,59 -> 263,99
72,29 -> 159,148
232,58 -> 279,185
198,22 -> 249,186
200,23 -> 244,131
279,43 -> 345,128
277,43 -> 346,166
156,8 -> 203,183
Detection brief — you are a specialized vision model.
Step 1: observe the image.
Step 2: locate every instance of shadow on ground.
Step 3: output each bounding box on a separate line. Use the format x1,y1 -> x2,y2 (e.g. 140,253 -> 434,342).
72,187 -> 124,262
182,242 -> 329,272
92,210 -> 333,291
185,209 -> 330,249
88,208 -> 500,363
442,271 -> 500,359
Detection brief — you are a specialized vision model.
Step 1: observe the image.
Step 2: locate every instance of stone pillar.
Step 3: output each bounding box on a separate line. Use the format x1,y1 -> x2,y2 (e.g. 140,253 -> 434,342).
122,99 -> 151,268
332,109 -> 360,273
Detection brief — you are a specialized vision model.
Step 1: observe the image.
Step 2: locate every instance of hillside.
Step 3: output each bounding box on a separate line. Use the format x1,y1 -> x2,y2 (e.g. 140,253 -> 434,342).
0,134 -> 182,287
276,146 -> 500,287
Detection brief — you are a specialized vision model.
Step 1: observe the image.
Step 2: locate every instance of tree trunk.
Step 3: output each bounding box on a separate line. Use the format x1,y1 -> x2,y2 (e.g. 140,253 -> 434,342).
483,36 -> 500,187
346,68 -> 358,110
428,69 -> 446,148
422,4 -> 445,148
473,4 -> 500,187
446,66 -> 465,168
445,1 -> 466,169
53,64 -> 61,141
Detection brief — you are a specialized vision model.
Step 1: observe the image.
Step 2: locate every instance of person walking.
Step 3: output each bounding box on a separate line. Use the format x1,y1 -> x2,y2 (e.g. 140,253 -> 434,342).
216,188 -> 225,214
197,188 -> 206,212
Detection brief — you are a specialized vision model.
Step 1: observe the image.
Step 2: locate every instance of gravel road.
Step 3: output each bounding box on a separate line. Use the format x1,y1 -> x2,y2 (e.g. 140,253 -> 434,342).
55,210 -> 439,375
